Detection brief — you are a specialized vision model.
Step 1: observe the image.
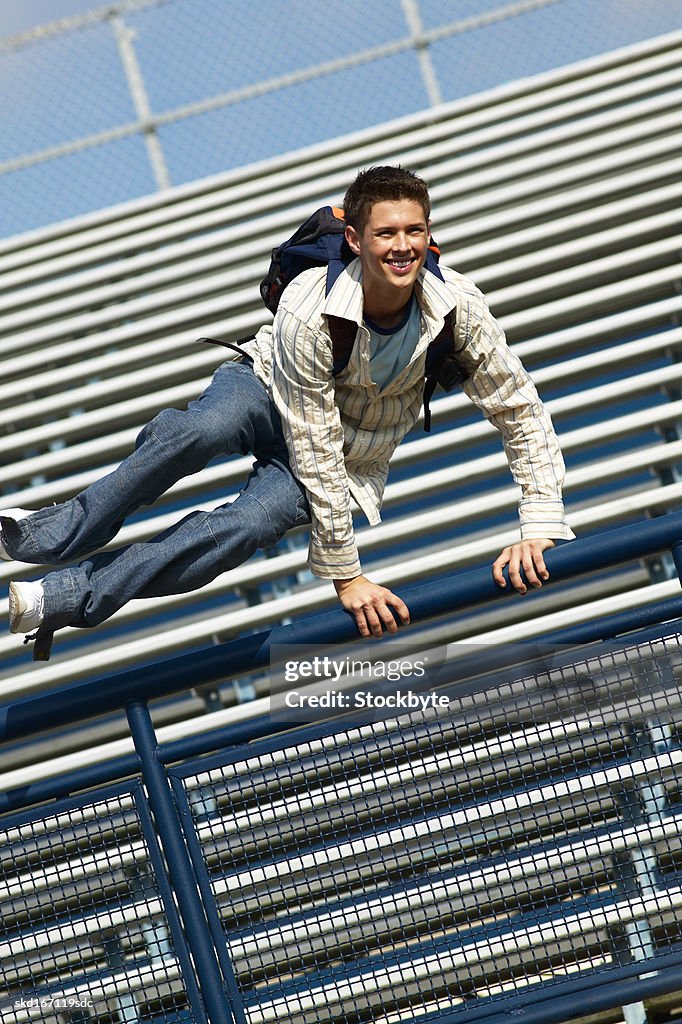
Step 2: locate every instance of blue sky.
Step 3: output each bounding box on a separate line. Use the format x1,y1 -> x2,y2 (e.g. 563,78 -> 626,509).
0,0 -> 100,37
2,0 -> 681,237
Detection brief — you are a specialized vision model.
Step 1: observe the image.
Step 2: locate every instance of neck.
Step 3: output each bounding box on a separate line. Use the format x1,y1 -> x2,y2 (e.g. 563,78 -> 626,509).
362,289 -> 413,330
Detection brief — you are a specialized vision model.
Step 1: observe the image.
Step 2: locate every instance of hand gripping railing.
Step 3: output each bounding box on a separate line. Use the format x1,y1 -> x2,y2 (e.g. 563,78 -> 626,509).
3,507 -> 682,742
3,509 -> 682,1024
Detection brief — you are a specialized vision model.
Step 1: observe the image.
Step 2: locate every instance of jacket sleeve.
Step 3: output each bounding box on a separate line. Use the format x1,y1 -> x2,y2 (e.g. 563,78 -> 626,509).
453,284 -> 575,541
269,305 -> 363,579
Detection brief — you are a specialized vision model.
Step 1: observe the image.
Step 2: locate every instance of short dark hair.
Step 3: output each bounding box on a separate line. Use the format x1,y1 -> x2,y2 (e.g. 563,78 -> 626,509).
343,166 -> 431,234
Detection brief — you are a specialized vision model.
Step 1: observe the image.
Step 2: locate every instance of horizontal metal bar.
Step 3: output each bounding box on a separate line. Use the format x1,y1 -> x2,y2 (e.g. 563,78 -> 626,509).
428,957 -> 682,1024
155,587 -> 682,761
0,893 -> 163,959
3,484 -> 681,693
3,508 -> 682,736
207,749 -> 682,894
3,376 -> 680,571
1,294 -> 679,499
2,262 -> 679,451
2,187 -> 676,346
0,750 -> 142,815
0,836 -> 147,903
0,958 -> 185,1022
227,815 -> 682,966
244,885 -> 682,1022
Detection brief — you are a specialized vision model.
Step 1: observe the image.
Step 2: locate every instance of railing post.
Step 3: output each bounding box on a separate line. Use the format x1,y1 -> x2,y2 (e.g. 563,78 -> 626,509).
670,539 -> 682,583
125,700 -> 234,1024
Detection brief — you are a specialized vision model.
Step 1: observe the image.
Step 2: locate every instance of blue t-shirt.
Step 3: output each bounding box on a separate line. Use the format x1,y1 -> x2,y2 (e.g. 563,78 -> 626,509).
365,296 -> 421,390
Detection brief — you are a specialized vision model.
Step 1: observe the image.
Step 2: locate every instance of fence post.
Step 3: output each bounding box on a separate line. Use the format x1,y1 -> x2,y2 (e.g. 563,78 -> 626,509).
110,12 -> 171,190
400,0 -> 443,106
126,700 -> 234,1024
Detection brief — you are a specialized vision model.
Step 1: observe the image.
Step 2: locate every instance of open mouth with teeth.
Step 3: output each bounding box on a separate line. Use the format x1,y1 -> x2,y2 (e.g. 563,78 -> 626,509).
386,256 -> 415,272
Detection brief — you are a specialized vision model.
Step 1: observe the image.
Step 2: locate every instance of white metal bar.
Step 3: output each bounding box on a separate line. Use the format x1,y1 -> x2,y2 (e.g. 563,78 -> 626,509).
2,297 -> 678,492
246,887 -> 682,1022
0,165 -> 678,324
1,28 -> 679,267
0,193 -> 677,351
230,816 -> 682,964
2,371 -> 682,602
214,749 -> 682,894
2,487 -> 682,700
2,262 -> 678,447
0,62 -> 678,284
0,838 -> 148,903
1,319 -> 680,504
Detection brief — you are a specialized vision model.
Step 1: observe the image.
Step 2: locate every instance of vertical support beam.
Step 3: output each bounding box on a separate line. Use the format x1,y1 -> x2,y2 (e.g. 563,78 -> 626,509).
126,700 -> 233,1024
612,654 -> 675,1024
670,539 -> 682,583
110,13 -> 172,190
401,0 -> 443,107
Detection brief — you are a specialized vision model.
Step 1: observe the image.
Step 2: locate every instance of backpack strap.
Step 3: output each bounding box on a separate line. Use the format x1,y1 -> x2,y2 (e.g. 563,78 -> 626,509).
422,312 -> 467,432
328,308 -> 466,432
326,315 -> 358,373
198,335 -> 254,358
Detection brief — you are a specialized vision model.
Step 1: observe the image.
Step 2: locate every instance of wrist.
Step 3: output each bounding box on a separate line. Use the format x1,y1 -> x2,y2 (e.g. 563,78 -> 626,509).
333,574 -> 364,596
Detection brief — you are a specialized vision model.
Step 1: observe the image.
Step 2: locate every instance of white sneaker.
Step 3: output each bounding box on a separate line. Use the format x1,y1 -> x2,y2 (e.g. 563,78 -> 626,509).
8,580 -> 45,634
0,508 -> 35,560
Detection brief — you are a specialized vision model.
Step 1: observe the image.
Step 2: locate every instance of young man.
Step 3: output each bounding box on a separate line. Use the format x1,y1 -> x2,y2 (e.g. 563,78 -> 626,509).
2,166 -> 573,657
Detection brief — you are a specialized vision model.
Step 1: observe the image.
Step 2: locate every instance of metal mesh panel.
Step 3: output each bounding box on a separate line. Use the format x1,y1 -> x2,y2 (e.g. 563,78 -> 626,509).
427,0 -> 682,99
2,0 -> 682,236
0,782 -> 201,1024
175,631 -> 682,1024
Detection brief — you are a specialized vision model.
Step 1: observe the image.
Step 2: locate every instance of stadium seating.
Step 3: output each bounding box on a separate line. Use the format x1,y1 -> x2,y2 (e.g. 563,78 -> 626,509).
0,28 -> 681,787
1,28 -> 682,1024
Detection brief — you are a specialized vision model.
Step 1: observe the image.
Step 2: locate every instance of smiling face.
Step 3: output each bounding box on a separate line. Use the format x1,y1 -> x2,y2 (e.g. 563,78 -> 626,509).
344,199 -> 429,320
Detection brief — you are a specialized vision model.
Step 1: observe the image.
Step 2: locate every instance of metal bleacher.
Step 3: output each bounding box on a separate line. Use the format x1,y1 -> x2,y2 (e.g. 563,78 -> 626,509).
1,29 -> 682,1024
3,539 -> 682,1024
0,31 -> 681,765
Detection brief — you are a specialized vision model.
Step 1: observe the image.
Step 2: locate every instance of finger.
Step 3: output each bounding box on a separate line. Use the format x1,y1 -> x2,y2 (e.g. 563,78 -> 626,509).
492,551 -> 509,587
352,608 -> 371,638
363,606 -> 384,639
508,552 -> 527,594
378,605 -> 400,635
386,593 -> 410,625
522,551 -> 543,588
535,550 -> 550,581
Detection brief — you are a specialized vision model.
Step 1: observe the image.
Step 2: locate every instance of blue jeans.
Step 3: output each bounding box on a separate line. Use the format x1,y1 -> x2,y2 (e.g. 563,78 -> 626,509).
3,361 -> 310,630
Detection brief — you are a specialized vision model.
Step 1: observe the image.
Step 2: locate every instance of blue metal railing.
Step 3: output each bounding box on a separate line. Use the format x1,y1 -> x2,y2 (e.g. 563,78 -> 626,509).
5,508 -> 682,742
3,509 -> 682,1024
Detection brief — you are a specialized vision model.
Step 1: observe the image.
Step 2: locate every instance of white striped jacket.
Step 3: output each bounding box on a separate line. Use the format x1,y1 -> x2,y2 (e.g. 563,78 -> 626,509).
243,258 -> 574,580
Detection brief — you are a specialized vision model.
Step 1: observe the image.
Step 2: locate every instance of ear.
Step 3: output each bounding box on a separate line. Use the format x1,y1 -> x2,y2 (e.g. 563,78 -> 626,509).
345,223 -> 362,257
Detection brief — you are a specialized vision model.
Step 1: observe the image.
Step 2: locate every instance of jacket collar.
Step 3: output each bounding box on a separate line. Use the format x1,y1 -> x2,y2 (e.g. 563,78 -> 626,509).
323,257 -> 453,336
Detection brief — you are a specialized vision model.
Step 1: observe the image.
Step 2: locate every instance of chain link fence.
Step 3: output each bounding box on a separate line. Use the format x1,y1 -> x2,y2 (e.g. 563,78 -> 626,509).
1,0 -> 681,237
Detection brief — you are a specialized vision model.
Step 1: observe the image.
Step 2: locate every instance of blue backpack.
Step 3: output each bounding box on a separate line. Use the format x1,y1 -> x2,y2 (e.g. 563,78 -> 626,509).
205,206 -> 466,430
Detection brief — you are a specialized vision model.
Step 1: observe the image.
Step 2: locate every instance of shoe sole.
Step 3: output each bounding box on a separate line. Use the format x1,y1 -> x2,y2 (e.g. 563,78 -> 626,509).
0,508 -> 33,562
8,581 -> 28,634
